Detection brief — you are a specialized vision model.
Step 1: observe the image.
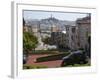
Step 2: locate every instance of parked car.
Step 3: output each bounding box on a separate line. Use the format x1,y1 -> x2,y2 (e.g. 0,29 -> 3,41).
61,50 -> 88,67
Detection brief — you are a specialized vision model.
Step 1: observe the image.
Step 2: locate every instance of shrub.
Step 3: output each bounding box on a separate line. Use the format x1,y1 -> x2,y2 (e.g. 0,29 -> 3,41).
36,52 -> 70,62
23,64 -> 47,69
32,50 -> 59,54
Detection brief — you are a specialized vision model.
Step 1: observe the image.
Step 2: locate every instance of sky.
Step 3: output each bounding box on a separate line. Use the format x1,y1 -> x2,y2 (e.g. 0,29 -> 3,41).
23,10 -> 89,21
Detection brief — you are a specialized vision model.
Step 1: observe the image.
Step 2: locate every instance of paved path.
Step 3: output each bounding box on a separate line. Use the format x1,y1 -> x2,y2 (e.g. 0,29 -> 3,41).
26,54 -> 63,68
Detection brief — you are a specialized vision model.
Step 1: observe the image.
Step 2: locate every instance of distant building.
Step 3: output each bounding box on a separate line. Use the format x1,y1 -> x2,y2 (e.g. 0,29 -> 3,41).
51,24 -> 79,50
23,25 -> 32,32
23,15 -> 91,51
51,24 -> 60,32
51,32 -> 67,48
65,25 -> 79,50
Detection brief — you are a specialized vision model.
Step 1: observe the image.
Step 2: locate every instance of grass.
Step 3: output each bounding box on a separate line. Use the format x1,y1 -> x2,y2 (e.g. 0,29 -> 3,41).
23,64 -> 48,69
23,61 -> 90,69
62,63 -> 90,67
23,63 -> 90,69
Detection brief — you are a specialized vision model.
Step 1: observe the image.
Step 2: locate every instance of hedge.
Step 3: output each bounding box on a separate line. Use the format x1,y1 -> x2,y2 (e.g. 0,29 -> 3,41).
32,50 -> 59,54
36,52 -> 70,62
23,64 -> 47,69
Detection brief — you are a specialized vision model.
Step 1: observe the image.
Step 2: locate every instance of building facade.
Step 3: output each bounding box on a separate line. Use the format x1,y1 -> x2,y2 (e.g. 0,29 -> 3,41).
50,25 -> 79,50
65,25 -> 79,50
76,16 -> 91,50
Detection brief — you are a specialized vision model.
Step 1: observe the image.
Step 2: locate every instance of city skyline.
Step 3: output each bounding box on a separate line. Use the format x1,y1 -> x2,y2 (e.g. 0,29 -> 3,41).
23,10 -> 89,21
23,10 -> 91,69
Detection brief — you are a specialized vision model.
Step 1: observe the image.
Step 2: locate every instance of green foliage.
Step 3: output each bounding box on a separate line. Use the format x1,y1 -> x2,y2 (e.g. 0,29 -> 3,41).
23,32 -> 38,53
42,36 -> 51,45
32,50 -> 59,54
62,63 -> 90,67
36,52 -> 70,62
23,64 -> 47,69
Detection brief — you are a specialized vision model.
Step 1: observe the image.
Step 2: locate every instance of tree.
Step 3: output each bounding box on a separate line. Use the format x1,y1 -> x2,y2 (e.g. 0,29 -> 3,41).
42,36 -> 51,48
23,32 -> 38,53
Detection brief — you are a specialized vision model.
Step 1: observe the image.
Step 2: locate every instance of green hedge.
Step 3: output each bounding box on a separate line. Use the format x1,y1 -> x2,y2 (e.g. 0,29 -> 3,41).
36,52 -> 70,62
23,64 -> 47,69
32,50 -> 59,54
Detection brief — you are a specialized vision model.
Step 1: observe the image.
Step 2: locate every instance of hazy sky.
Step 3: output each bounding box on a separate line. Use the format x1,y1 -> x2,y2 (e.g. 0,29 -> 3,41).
23,10 -> 89,21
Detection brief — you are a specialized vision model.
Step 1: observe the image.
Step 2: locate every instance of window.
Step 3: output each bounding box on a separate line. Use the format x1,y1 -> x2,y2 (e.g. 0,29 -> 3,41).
72,28 -> 75,33
71,36 -> 74,41
66,27 -> 69,31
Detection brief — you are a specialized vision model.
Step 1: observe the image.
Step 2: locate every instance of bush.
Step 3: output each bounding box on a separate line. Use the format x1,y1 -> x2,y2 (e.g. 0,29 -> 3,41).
32,50 -> 60,54
79,48 -> 84,51
47,48 -> 58,51
36,52 -> 70,62
23,64 -> 47,69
